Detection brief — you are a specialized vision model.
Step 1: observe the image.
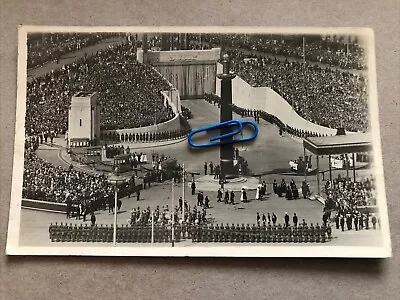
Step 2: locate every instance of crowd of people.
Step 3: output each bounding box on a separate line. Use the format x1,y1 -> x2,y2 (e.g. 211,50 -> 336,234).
128,203 -> 208,227
22,148 -> 115,206
26,41 -> 175,136
228,50 -> 368,132
27,33 -> 119,69
324,175 -> 376,214
186,33 -> 366,70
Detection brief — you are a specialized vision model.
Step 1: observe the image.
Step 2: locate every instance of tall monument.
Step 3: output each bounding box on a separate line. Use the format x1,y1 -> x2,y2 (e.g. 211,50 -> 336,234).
68,91 -> 100,147
217,54 -> 236,176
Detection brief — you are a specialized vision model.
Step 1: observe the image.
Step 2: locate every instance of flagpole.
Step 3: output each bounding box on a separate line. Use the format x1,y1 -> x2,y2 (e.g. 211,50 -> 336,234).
171,180 -> 175,247
151,210 -> 154,245
182,163 -> 185,221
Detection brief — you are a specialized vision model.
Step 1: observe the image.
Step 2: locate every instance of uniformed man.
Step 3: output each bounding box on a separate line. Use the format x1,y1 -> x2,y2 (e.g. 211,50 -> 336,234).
256,212 -> 261,226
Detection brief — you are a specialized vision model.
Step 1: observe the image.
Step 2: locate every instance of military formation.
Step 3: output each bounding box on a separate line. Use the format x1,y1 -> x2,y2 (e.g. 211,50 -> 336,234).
49,221 -> 331,244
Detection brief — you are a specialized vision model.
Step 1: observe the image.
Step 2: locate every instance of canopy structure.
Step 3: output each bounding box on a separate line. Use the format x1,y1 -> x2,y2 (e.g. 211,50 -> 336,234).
303,133 -> 372,156
302,133 -> 372,195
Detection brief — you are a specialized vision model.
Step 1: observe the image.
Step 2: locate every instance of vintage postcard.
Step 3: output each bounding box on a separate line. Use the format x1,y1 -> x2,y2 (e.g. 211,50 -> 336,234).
6,26 -> 391,257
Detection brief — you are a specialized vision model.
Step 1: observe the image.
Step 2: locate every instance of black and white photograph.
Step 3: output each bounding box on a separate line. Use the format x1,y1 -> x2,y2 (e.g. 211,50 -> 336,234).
6,26 -> 391,257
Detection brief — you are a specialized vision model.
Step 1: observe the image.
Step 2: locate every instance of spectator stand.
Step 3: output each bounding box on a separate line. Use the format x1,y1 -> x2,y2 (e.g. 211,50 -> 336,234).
302,133 -> 372,198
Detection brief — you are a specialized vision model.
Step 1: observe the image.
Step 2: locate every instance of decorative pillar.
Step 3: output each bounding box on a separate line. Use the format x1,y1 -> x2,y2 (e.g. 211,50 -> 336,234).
217,54 -> 236,176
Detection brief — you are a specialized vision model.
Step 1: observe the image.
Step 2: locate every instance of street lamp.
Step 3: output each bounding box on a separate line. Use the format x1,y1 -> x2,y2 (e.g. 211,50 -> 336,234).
107,170 -> 126,246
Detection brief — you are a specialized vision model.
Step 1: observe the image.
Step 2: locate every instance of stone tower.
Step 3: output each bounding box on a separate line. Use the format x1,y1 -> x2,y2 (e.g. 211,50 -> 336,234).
68,91 -> 100,147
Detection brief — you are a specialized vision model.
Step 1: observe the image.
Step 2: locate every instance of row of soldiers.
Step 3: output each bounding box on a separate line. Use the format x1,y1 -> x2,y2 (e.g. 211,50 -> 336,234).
49,223 -> 182,243
49,222 -> 331,243
191,223 -> 331,243
101,129 -> 189,143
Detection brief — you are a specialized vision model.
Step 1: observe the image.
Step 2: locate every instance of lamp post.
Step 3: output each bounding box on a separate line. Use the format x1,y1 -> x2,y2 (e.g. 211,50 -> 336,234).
107,171 -> 126,247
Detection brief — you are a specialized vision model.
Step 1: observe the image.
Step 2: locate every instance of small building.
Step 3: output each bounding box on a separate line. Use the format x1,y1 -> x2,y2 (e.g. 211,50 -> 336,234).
68,92 -> 100,148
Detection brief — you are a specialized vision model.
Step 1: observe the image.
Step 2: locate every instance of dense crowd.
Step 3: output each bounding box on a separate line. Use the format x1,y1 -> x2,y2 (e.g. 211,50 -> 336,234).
27,33 -> 118,69
187,33 -> 366,70
324,175 -> 376,214
227,50 -> 368,132
22,148 -> 114,205
26,42 -> 175,136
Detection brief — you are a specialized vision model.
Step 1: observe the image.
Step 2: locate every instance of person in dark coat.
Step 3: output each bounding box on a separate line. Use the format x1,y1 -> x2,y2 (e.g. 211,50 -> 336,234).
286,186 -> 293,200
340,215 -> 345,231
302,180 -> 310,198
205,196 -> 210,208
273,179 -> 278,194
204,162 -> 207,175
322,212 -> 329,227
191,181 -> 196,195
230,191 -> 235,205
365,213 -> 370,229
262,213 -> 267,226
372,215 -> 377,229
217,189 -> 222,202
293,213 -> 298,227
178,197 -> 183,212
272,213 -> 277,226
291,180 -> 299,199
136,189 -> 140,201
354,215 -> 358,231
334,213 -> 340,229
346,215 -> 352,231
280,179 -> 287,196
90,212 -> 96,226
197,192 -> 202,206
224,191 -> 230,204
284,212 -> 290,227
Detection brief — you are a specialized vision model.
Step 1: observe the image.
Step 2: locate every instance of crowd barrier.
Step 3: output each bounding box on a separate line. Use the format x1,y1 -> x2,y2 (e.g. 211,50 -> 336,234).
49,223 -> 331,243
